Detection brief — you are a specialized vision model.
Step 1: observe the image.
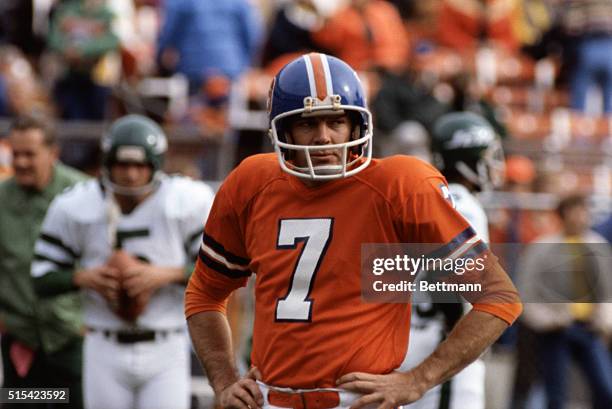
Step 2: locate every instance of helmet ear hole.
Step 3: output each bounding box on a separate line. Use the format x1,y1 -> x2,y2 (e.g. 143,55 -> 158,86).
347,111 -> 365,156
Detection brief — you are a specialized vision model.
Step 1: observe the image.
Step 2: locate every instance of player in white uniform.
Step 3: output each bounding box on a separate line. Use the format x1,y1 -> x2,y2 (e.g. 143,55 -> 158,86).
401,112 -> 505,409
30,115 -> 215,409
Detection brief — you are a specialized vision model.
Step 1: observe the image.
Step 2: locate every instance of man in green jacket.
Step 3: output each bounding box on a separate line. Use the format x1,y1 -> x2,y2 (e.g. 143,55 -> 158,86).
0,114 -> 87,408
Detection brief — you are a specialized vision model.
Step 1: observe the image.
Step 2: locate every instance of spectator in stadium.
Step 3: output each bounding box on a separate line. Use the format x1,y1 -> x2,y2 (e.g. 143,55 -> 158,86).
0,0 -> 48,61
436,0 -> 519,53
370,70 -> 449,139
157,0 -> 263,95
0,114 -> 88,409
0,45 -> 55,118
516,194 -> 612,409
48,0 -> 119,120
261,0 -> 335,68
512,0 -> 554,52
558,0 -> 612,113
157,0 -> 263,172
107,0 -> 158,81
311,0 -> 410,73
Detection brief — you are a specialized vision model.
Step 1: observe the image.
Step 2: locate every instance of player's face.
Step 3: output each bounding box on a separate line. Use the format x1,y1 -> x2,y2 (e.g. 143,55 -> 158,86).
109,161 -> 153,190
9,128 -> 58,190
287,113 -> 353,168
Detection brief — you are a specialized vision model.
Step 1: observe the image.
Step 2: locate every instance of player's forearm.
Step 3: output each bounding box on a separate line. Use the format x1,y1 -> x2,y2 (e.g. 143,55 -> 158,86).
32,270 -> 78,297
187,311 -> 240,394
408,309 -> 507,392
159,266 -> 187,284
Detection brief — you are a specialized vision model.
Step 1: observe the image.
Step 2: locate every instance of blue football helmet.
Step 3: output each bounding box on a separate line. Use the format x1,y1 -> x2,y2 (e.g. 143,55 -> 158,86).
268,53 -> 373,180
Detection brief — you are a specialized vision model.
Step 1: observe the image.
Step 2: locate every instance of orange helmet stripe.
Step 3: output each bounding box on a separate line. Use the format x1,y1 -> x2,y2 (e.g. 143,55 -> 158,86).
303,53 -> 335,101
309,53 -> 328,100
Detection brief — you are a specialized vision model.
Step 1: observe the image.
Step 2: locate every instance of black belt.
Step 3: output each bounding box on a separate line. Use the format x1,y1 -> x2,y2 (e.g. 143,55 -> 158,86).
87,327 -> 183,344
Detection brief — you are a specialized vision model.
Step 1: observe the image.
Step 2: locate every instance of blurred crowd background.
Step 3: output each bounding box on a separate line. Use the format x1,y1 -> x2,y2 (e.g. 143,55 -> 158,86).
0,0 -> 611,408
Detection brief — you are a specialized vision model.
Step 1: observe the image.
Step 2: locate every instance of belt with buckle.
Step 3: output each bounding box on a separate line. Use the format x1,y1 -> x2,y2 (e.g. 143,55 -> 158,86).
87,327 -> 182,344
267,390 -> 340,409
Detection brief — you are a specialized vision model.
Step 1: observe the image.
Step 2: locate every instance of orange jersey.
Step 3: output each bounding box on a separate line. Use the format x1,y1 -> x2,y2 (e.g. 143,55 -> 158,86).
186,153 -> 521,389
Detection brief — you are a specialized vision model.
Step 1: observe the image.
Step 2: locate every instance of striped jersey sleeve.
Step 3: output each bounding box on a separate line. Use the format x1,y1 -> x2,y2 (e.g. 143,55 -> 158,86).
31,197 -> 81,279
185,180 -> 251,318
408,176 -> 522,325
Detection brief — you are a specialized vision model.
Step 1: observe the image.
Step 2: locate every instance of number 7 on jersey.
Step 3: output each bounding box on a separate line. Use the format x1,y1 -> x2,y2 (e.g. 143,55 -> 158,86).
275,218 -> 333,322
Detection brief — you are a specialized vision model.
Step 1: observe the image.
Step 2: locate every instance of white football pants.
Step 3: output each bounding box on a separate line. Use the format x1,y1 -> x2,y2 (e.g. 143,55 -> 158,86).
83,331 -> 190,409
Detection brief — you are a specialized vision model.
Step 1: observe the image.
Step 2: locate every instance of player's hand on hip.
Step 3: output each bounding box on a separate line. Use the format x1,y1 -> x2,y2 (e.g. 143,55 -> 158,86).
218,366 -> 264,409
336,371 -> 427,409
73,265 -> 121,303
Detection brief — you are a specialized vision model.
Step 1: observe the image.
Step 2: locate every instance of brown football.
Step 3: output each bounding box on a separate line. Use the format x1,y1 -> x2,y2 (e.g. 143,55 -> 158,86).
106,250 -> 151,322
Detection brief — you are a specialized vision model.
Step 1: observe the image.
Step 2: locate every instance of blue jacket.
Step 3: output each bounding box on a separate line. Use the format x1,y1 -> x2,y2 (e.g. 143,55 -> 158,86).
0,75 -> 8,116
594,215 -> 612,244
157,0 -> 262,85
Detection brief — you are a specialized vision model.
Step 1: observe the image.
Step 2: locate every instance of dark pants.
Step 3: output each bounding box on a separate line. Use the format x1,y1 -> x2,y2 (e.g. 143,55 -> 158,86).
1,334 -> 83,409
510,323 -> 541,409
53,71 -> 110,120
539,322 -> 612,409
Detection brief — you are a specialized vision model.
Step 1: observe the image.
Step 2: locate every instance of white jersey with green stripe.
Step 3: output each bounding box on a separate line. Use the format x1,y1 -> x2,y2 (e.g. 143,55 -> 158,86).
32,175 -> 215,330
401,183 -> 488,409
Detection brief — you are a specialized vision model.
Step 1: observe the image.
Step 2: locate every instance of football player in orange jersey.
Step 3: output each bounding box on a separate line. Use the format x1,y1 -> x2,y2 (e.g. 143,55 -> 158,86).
185,53 -> 522,409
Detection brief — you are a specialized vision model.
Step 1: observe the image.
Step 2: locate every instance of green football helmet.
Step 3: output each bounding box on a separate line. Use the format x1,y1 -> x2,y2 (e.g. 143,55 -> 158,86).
432,111 -> 504,191
100,114 -> 168,195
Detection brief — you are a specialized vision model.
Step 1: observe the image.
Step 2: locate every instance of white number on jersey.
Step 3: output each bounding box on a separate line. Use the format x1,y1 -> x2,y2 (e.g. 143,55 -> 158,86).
275,218 -> 333,322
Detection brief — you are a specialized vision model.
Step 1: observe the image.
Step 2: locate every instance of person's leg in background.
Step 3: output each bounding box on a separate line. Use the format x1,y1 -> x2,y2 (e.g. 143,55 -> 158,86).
83,76 -> 110,120
53,72 -> 87,120
569,38 -> 594,113
1,334 -> 83,409
570,36 -> 612,114
509,323 -> 541,409
570,323 -> 612,409
538,328 -> 571,409
592,37 -> 612,113
42,337 -> 84,409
